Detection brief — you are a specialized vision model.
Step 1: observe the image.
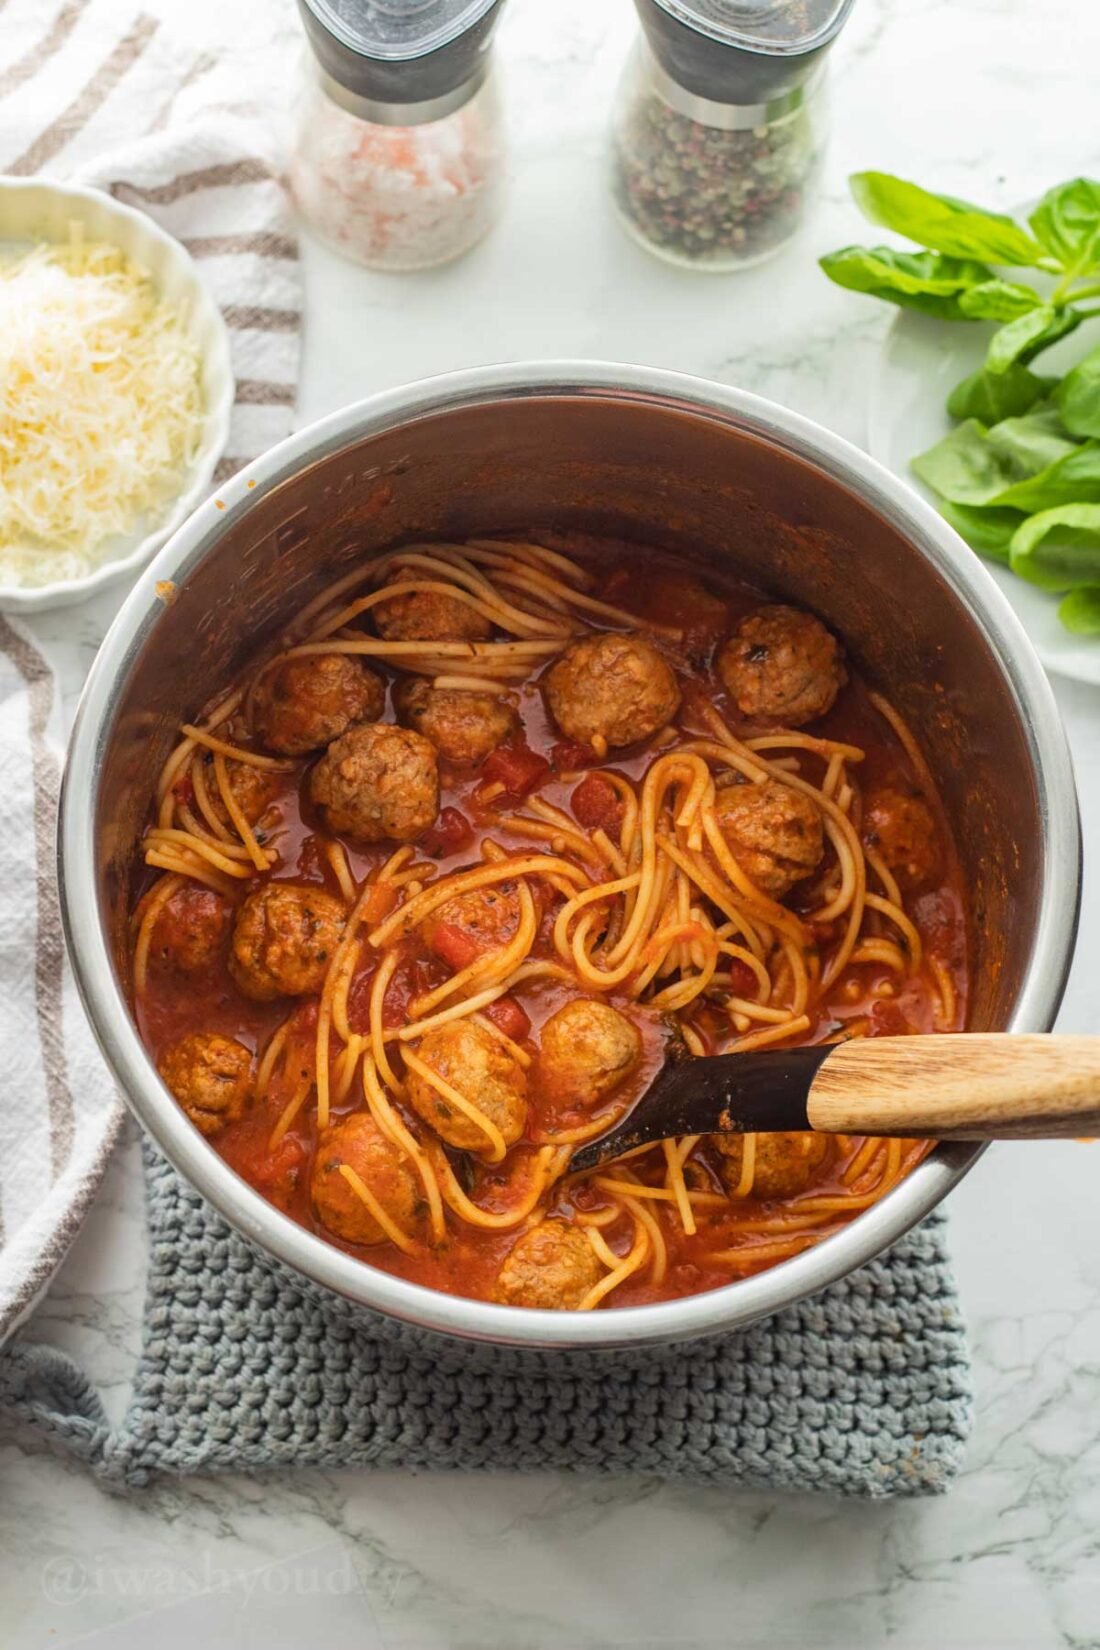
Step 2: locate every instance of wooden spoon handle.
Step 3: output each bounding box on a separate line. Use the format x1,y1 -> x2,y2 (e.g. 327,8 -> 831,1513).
807,1034 -> 1100,1140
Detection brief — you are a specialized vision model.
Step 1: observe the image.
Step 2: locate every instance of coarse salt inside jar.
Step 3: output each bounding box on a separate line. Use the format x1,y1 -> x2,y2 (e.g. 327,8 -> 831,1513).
291,0 -> 507,272
611,0 -> 853,272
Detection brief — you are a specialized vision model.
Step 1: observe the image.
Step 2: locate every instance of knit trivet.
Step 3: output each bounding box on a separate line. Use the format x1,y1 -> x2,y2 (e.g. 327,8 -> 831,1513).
0,1144 -> 972,1493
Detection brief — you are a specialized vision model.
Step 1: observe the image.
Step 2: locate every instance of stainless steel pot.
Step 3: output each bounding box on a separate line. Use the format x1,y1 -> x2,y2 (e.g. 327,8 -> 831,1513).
58,363 -> 1081,1349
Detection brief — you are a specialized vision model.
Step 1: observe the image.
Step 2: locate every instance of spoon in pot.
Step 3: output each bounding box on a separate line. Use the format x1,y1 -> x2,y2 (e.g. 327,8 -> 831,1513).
568,1034 -> 1100,1172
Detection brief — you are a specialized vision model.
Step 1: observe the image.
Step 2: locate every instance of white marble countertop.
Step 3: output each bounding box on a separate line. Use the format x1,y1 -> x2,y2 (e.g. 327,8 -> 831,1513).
3,0 -> 1100,1644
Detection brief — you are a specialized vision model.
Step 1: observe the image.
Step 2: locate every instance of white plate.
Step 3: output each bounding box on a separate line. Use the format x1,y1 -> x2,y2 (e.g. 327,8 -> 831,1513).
0,177 -> 233,613
868,307 -> 1100,686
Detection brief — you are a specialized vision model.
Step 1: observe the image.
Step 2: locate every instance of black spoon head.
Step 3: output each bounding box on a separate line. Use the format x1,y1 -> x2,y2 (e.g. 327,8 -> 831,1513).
568,1045 -> 831,1172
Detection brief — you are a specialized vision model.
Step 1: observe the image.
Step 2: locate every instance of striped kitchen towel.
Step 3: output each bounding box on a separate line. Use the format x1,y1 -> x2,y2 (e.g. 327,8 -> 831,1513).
0,0 -> 303,483
0,0 -> 302,1338
0,618 -> 124,1341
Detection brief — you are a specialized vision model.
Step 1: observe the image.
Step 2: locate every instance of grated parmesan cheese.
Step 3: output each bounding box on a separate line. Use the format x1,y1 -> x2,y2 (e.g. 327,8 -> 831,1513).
0,231 -> 205,587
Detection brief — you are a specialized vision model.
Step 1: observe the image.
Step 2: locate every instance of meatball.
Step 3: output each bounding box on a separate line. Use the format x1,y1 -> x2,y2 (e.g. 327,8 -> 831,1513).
545,632 -> 681,751
395,679 -> 516,766
712,779 -> 824,901
863,787 -> 941,893
718,605 -> 846,727
419,882 -> 521,971
153,886 -> 230,974
713,1131 -> 829,1199
250,653 -> 384,756
204,756 -> 282,828
373,587 -> 491,644
535,998 -> 642,1108
229,882 -> 346,1001
492,1220 -> 604,1310
309,723 -> 439,845
158,1032 -> 253,1136
311,1113 -> 423,1246
405,1019 -> 527,1153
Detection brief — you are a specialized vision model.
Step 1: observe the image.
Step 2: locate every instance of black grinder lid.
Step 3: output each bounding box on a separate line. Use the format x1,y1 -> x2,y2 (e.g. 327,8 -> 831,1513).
636,0 -> 855,103
298,0 -> 505,107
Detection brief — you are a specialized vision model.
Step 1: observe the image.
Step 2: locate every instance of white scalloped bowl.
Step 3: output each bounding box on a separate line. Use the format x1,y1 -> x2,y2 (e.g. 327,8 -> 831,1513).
0,176 -> 234,613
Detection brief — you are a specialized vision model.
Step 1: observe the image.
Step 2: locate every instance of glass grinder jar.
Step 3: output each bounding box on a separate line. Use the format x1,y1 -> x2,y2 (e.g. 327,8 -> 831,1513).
610,0 -> 855,271
290,0 -> 508,272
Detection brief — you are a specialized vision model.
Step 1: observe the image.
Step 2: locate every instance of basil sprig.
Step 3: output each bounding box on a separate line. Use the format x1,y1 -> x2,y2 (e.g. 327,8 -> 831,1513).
821,172 -> 1100,636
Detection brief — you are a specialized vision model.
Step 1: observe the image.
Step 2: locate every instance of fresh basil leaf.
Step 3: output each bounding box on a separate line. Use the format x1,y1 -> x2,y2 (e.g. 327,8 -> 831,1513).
1057,342 -> 1100,438
985,305 -> 1082,373
1010,504 -> 1100,590
958,279 -> 1043,321
1058,586 -> 1100,634
819,246 -> 992,317
997,442 -> 1100,512
939,500 -> 1026,564
1028,179 -> 1100,276
947,364 -> 1057,423
849,172 -> 1044,266
912,420 -> 1018,505
985,404 -> 1079,475
911,413 -> 1078,507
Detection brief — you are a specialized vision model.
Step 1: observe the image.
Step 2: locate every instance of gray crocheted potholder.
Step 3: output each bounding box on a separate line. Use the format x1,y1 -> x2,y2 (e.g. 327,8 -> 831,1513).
0,1146 -> 972,1493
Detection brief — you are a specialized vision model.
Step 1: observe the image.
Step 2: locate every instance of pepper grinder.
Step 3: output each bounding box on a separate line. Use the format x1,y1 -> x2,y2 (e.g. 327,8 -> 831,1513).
610,0 -> 856,271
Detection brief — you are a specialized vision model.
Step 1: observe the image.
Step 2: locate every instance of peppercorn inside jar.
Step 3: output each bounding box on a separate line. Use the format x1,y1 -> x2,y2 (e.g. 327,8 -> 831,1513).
610,37 -> 824,271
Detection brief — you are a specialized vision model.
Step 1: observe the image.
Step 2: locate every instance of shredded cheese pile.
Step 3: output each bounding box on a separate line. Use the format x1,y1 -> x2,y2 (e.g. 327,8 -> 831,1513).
0,233 -> 205,587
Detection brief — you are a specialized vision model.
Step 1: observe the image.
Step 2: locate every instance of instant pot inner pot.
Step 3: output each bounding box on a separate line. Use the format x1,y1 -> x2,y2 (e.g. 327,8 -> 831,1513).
98,392 -> 1036,1032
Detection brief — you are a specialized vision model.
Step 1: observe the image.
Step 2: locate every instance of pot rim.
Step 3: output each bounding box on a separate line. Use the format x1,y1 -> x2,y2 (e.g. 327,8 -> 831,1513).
58,360 -> 1082,1349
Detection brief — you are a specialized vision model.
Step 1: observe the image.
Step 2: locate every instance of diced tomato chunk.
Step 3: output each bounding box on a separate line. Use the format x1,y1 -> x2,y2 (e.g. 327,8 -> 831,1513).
422,806 -> 474,858
172,772 -> 195,807
485,995 -> 531,1043
426,921 -> 482,973
482,740 -> 550,800
571,773 -> 624,834
360,881 -> 400,927
725,959 -> 758,998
